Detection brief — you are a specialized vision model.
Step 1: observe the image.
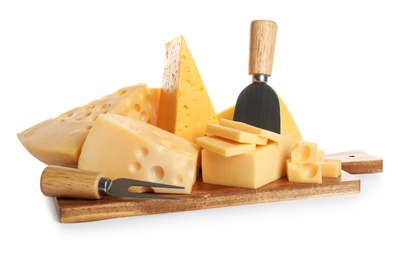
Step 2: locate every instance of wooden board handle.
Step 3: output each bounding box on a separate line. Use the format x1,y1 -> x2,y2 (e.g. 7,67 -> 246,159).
40,166 -> 104,199
249,20 -> 277,76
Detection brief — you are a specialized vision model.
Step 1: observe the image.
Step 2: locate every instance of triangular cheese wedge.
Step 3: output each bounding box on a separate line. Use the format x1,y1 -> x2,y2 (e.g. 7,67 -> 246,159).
157,35 -> 218,143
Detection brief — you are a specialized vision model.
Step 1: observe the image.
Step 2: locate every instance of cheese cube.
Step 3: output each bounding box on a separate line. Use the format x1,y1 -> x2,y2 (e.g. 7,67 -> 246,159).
291,141 -> 317,163
17,84 -> 160,167
206,123 -> 267,145
287,160 -> 322,184
320,159 -> 342,178
196,136 -> 256,157
316,149 -> 325,161
201,135 -> 292,189
78,114 -> 200,194
157,35 -> 219,143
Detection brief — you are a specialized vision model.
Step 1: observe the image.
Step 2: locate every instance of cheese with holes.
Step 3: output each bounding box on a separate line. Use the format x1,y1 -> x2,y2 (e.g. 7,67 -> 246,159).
157,35 -> 218,143
206,123 -> 267,145
78,113 -> 200,194
201,134 -> 292,189
217,94 -> 303,145
291,141 -> 317,163
17,84 -> 160,167
286,160 -> 322,184
196,136 -> 256,157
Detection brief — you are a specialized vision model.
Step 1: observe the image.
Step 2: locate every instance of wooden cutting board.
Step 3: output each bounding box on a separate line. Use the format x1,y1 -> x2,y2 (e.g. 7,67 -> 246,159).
54,150 -> 382,223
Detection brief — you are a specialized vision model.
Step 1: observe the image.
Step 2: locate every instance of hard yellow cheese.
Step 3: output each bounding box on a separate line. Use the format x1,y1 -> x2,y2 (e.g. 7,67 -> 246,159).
17,84 -> 160,167
157,35 -> 219,143
78,113 -> 200,194
286,140 -> 342,183
196,136 -> 256,157
202,135 -> 292,189
206,123 -> 267,145
200,119 -> 292,189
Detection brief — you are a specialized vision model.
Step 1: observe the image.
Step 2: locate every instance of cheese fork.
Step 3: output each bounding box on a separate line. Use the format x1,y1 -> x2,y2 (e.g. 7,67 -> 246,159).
40,165 -> 183,200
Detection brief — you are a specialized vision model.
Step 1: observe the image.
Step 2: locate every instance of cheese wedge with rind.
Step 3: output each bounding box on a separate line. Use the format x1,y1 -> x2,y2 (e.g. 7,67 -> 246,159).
78,113 -> 200,194
17,83 -> 160,167
157,35 -> 218,143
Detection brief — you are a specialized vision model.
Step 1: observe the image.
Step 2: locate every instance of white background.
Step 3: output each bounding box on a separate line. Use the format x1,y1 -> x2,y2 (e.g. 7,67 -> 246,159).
1,0 -> 400,259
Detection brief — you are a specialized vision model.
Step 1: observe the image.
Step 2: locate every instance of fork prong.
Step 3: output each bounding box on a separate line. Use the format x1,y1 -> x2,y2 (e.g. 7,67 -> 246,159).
108,178 -> 183,200
113,178 -> 184,189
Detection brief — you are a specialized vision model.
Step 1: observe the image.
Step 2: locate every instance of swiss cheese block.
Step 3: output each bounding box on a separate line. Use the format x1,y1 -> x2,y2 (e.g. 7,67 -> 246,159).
196,136 -> 256,157
156,35 -> 218,143
217,94 -> 303,145
78,114 -> 200,194
201,134 -> 292,189
17,84 -> 160,167
206,123 -> 267,145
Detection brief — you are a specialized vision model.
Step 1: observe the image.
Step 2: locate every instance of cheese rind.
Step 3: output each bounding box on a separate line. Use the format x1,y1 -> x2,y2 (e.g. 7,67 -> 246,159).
196,136 -> 256,157
78,114 -> 200,194
156,35 -> 218,143
206,123 -> 267,145
201,134 -> 292,189
17,84 -> 160,167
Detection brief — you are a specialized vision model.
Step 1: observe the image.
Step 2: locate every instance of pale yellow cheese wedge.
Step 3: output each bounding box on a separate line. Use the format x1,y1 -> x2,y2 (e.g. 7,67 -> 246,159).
201,134 -> 292,189
196,136 -> 256,157
206,123 -> 267,145
17,84 -> 160,167
157,35 -> 219,143
286,160 -> 322,184
78,113 -> 200,194
219,118 -> 283,143
320,159 -> 342,178
217,95 -> 302,145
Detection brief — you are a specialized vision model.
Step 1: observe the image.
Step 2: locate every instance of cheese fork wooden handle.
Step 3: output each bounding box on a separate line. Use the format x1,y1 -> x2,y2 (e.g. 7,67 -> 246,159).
41,166 -> 103,199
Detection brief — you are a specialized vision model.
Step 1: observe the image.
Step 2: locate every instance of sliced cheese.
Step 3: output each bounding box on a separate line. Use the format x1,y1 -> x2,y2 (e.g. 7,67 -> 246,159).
217,94 -> 303,145
206,123 -> 267,145
156,35 -> 218,143
17,83 -> 160,167
196,136 -> 256,157
219,118 -> 283,143
78,114 -> 200,194
201,134 -> 292,189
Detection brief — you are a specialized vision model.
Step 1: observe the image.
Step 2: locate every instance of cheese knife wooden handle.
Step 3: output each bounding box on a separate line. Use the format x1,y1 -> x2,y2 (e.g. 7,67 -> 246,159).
249,20 -> 277,77
41,166 -> 104,199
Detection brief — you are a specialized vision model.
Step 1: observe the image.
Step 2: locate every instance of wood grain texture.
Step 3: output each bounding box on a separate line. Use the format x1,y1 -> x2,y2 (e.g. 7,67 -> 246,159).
54,151 -> 381,223
325,150 -> 383,174
248,20 -> 277,76
56,173 -> 359,223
